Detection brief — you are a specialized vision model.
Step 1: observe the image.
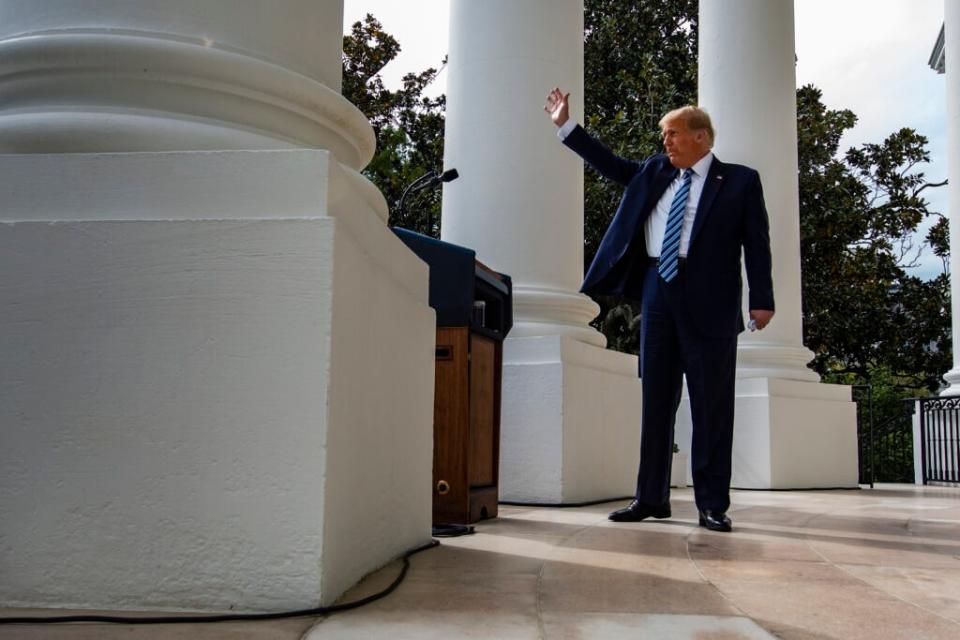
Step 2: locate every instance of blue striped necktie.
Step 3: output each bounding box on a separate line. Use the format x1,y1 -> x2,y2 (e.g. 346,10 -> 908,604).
658,169 -> 693,282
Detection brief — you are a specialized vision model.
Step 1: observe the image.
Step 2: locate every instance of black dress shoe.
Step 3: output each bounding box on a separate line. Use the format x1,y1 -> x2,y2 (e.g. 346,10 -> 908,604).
698,509 -> 732,532
608,500 -> 671,522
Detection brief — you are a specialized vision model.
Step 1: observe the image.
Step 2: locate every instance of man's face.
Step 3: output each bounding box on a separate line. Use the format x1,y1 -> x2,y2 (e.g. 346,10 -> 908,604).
661,117 -> 708,169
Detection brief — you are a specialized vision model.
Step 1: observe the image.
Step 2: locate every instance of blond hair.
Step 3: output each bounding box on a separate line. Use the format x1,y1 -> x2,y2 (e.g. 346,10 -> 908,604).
659,106 -> 715,148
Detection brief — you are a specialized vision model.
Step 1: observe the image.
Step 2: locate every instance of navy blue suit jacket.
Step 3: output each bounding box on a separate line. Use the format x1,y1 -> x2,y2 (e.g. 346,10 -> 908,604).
563,125 -> 774,338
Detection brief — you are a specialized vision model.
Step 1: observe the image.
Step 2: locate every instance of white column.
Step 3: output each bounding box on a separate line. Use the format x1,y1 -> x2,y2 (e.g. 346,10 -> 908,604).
442,0 -> 602,347
0,0 -> 373,163
0,0 -> 434,612
940,2 -> 960,395
698,0 -> 818,383
681,0 -> 858,489
442,0 -> 642,503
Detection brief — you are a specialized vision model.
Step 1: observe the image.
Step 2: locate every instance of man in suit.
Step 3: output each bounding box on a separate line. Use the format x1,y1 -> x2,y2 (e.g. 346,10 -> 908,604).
543,88 -> 774,532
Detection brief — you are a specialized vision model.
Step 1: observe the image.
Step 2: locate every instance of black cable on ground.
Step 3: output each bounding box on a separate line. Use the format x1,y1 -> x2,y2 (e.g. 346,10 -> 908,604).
431,523 -> 475,537
0,540 -> 440,626
733,486 -> 862,491
499,496 -> 633,508
500,487 -> 862,508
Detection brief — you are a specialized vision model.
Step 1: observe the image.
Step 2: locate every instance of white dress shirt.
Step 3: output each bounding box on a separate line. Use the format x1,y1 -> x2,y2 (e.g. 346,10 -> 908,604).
557,119 -> 578,139
645,152 -> 713,258
558,121 -> 713,257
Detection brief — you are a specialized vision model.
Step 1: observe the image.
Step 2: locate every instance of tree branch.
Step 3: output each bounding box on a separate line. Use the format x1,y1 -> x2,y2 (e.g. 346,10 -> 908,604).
915,179 -> 948,197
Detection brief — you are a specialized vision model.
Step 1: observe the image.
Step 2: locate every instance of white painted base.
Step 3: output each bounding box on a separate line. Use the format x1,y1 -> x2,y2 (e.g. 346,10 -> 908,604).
912,402 -> 924,485
670,453 -> 689,488
0,150 -> 435,612
499,335 -> 642,504
675,378 -> 859,489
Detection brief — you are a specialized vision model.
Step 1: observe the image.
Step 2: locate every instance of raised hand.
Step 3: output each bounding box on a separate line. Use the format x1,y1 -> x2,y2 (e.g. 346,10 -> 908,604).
543,87 -> 570,128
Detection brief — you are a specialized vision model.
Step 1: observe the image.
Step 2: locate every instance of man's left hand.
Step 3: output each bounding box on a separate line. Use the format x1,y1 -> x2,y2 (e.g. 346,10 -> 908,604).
749,309 -> 774,330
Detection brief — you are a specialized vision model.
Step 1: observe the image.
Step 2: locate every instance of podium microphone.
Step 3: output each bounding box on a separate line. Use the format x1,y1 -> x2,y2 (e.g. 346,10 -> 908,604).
412,168 -> 459,193
434,168 -> 460,185
396,168 -> 460,236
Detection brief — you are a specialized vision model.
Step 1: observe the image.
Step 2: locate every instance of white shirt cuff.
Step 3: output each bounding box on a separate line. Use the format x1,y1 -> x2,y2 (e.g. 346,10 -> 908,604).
557,119 -> 578,140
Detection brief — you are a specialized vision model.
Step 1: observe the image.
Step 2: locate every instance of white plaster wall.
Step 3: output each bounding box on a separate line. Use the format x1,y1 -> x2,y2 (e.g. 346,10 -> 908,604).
0,150 -> 435,611
0,218 -> 334,611
321,215 -> 435,601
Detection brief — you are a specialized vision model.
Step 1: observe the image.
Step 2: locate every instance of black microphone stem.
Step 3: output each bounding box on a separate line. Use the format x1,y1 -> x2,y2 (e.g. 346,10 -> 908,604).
395,169 -> 458,238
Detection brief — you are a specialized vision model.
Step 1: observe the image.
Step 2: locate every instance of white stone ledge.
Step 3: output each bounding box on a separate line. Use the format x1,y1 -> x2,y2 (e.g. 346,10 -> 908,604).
0,148 -> 390,223
505,335 -> 636,376
733,377 -> 852,401
1,150 -> 333,222
0,148 -> 422,314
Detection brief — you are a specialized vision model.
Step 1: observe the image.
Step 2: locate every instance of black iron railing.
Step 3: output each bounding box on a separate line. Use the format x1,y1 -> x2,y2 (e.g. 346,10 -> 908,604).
853,386 -> 915,486
918,396 -> 960,485
852,385 -> 874,487
873,400 -> 916,484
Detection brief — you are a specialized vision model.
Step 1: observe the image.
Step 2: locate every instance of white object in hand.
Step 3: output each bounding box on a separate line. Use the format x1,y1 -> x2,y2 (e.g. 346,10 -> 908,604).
748,319 -> 758,332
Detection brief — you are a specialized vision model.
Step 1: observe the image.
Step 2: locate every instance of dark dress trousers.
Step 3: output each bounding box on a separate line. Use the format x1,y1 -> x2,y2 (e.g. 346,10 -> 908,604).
562,124 -> 774,512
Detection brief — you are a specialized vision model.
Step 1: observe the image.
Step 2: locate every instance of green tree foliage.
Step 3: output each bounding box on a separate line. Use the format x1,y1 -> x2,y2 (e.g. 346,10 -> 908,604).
341,14 -> 446,236
341,8 -> 950,409
797,85 -> 950,393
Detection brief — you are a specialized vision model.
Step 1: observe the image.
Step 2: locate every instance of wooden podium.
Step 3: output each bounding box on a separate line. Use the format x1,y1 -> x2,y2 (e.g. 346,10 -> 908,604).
392,229 -> 512,524
433,327 -> 502,523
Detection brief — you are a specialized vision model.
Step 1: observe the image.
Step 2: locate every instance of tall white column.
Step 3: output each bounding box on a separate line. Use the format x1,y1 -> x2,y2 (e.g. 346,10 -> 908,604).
681,0 -> 858,489
442,0 -> 642,503
0,0 -> 434,612
699,0 -> 817,383
442,0 -> 602,346
940,2 -> 960,395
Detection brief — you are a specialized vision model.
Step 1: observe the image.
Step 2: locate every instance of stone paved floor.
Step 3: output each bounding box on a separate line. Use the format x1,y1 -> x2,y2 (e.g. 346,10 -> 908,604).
2,484 -> 959,639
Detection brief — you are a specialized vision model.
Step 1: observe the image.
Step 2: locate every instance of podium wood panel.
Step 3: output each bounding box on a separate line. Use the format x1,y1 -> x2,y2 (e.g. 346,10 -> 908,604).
433,328 -> 469,522
432,327 -> 501,524
469,335 -> 495,487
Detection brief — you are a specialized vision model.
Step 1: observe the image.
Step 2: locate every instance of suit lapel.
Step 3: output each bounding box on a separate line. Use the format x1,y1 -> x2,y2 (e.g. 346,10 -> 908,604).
688,156 -> 725,248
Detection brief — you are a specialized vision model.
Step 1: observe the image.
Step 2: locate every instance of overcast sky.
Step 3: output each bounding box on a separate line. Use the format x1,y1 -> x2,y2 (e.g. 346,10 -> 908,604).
343,0 -> 949,280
